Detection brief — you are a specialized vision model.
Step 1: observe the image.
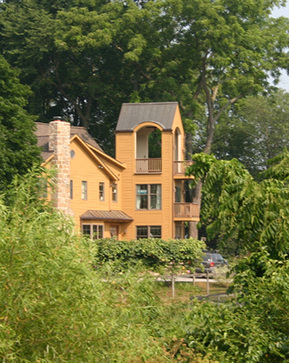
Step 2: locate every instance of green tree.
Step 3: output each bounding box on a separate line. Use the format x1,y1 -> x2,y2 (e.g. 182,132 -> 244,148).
0,0 -> 166,153
186,151 -> 289,257
0,54 -> 40,191
183,151 -> 289,360
213,90 -> 289,177
2,0 -> 288,160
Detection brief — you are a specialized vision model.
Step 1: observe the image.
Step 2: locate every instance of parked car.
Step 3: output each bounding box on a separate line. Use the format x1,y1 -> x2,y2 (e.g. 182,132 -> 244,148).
195,252 -> 228,274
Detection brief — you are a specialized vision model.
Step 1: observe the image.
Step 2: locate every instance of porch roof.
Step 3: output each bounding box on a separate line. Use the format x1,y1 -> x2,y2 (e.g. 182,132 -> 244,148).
81,210 -> 133,222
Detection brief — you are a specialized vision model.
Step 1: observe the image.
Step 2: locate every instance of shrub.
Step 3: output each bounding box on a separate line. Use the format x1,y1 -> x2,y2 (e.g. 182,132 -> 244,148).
184,250 -> 289,362
94,238 -> 205,273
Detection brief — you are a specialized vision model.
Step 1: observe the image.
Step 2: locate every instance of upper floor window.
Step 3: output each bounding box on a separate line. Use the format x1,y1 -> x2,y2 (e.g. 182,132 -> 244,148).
112,183 -> 117,202
81,181 -> 87,200
99,182 -> 105,201
136,184 -> 161,210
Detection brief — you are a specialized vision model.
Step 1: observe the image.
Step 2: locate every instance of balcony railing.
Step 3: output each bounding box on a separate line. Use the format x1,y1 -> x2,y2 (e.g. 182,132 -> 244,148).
136,158 -> 162,173
174,202 -> 200,219
174,160 -> 194,176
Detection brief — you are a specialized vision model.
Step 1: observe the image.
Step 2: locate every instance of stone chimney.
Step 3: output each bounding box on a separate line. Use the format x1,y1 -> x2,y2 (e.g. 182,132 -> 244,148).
49,118 -> 71,214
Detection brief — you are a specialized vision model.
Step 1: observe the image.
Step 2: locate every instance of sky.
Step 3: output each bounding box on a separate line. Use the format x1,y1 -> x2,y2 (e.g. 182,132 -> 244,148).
271,3 -> 289,92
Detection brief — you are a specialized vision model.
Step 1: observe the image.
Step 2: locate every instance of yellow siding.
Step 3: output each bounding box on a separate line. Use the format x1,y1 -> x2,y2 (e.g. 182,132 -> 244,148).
69,139 -> 124,238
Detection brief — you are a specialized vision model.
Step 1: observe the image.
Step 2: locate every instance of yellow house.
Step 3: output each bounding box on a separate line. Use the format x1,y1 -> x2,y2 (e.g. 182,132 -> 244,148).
115,102 -> 199,240
35,102 -> 199,240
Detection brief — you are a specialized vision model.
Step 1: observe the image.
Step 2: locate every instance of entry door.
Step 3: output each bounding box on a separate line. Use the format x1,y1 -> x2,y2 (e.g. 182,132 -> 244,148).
110,225 -> 119,239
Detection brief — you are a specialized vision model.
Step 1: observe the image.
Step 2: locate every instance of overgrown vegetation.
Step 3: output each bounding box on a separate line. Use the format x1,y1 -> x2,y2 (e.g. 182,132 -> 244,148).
186,250 -> 289,362
2,159 -> 289,362
0,169 -> 211,362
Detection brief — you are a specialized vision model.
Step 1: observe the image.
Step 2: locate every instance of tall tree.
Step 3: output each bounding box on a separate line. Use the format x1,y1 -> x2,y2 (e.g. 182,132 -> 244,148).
212,90 -> 289,177
1,0 -> 288,210
186,151 -> 289,258
0,0 -> 166,153
0,54 -> 40,191
165,0 -> 289,237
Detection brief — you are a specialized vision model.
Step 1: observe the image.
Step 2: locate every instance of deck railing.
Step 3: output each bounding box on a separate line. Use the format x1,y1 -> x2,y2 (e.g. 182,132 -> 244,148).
173,160 -> 194,175
174,202 -> 200,218
136,158 -> 162,173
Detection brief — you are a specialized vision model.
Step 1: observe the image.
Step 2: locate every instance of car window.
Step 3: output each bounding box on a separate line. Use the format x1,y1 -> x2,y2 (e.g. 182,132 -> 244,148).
203,254 -> 212,261
213,254 -> 224,262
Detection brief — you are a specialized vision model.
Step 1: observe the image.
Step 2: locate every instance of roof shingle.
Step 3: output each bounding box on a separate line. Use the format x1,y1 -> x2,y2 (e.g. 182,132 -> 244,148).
115,102 -> 178,132
81,210 -> 133,222
35,122 -> 102,160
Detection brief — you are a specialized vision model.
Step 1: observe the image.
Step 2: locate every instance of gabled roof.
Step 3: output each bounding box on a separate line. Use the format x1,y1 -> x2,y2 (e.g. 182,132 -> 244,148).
115,102 -> 179,132
70,135 -> 120,181
81,210 -> 133,222
87,144 -> 125,169
35,122 -> 102,160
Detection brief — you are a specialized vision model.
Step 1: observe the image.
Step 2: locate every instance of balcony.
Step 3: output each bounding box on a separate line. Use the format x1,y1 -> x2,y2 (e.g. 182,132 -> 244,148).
174,160 -> 194,176
174,202 -> 200,219
136,158 -> 162,173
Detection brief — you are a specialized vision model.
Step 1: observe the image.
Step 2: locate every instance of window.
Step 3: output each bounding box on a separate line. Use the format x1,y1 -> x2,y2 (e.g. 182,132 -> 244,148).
175,225 -> 182,239
112,183 -> 117,202
99,182 -> 105,201
136,226 -> 161,239
70,180 -> 73,199
82,224 -> 104,240
70,149 -> 75,159
136,184 -> 161,210
81,181 -> 87,200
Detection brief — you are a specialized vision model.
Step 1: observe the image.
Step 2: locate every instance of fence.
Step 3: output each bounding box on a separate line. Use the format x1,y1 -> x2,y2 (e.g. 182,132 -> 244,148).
156,272 -> 231,299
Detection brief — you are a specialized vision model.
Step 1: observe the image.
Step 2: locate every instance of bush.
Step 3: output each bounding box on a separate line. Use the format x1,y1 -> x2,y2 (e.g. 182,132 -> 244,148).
94,238 -> 205,273
184,250 -> 289,362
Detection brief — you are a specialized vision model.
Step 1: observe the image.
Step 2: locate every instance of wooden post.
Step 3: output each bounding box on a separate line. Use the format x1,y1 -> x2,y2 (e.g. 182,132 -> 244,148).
206,271 -> 210,295
171,274 -> 175,298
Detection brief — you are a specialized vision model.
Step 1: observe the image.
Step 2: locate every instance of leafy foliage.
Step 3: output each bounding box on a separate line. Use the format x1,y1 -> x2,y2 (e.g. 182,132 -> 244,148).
185,250 -> 289,362
94,237 -> 205,273
186,151 -> 289,257
0,54 -> 40,191
1,0 -> 288,154
0,170 -> 152,361
0,168 -> 212,362
213,90 -> 289,177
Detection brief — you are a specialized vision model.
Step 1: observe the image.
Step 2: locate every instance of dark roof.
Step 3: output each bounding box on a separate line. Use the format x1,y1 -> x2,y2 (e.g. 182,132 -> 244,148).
35,122 -> 103,160
81,210 -> 133,222
70,126 -> 102,151
115,102 -> 178,132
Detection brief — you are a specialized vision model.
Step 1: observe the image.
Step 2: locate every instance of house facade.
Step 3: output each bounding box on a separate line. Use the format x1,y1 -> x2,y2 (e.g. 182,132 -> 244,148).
36,102 -> 200,241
